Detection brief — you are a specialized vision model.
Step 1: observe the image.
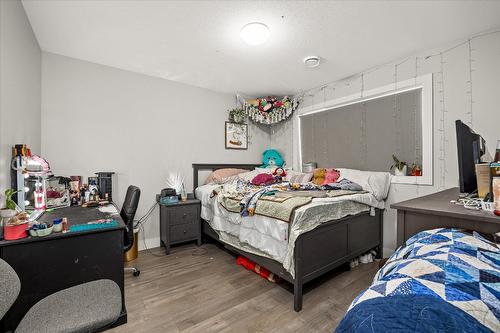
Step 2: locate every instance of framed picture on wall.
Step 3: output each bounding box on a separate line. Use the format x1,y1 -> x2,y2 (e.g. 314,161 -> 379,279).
225,122 -> 248,150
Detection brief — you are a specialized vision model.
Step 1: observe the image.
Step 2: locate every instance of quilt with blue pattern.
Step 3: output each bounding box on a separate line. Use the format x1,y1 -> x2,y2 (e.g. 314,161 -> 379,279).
336,228 -> 500,332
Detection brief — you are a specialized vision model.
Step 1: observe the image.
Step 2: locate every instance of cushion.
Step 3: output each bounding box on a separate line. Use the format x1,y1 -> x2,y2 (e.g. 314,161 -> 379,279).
204,168 -> 249,184
0,258 -> 20,321
285,170 -> 313,183
15,279 -> 122,333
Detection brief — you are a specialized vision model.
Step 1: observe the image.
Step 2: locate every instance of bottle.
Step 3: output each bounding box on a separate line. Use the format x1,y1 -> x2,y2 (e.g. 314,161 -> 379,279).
493,140 -> 500,216
180,185 -> 187,202
62,217 -> 69,233
494,178 -> 500,216
495,140 -> 500,162
490,140 -> 500,202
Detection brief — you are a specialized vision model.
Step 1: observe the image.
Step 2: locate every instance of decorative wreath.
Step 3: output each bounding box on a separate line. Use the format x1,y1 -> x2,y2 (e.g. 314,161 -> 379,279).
245,96 -> 300,125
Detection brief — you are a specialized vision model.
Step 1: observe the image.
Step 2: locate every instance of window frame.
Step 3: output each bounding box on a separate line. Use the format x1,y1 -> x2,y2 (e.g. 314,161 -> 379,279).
296,73 -> 433,185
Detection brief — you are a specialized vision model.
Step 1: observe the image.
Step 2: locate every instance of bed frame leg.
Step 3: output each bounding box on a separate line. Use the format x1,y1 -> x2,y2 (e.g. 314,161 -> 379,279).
294,280 -> 303,312
294,238 -> 303,312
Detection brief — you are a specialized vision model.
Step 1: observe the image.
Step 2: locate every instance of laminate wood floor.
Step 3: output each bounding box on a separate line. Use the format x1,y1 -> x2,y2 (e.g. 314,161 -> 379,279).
109,243 -> 379,333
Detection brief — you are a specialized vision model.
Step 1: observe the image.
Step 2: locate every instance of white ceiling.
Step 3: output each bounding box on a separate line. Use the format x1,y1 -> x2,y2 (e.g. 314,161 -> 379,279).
22,0 -> 500,96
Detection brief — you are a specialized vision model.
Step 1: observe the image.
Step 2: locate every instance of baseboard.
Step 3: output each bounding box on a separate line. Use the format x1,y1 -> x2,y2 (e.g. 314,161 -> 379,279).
382,247 -> 395,258
138,236 -> 161,251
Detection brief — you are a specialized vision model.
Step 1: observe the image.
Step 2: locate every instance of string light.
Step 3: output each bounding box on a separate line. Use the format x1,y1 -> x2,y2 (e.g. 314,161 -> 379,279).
298,30 -> 499,99
438,52 -> 448,189
293,30 -> 499,188
466,39 -> 474,127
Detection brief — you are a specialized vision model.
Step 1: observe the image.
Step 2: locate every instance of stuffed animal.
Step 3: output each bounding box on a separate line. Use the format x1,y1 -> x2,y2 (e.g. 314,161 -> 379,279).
272,167 -> 287,183
323,169 -> 340,185
260,149 -> 284,168
258,98 -> 273,112
312,168 -> 327,185
251,173 -> 275,186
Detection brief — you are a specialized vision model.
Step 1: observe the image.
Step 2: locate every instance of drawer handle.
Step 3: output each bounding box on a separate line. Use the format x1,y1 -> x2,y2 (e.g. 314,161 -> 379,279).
183,230 -> 187,234
182,213 -> 187,218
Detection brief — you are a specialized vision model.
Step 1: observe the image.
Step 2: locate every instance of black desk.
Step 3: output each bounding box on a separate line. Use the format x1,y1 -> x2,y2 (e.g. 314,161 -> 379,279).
392,187 -> 500,246
0,205 -> 127,332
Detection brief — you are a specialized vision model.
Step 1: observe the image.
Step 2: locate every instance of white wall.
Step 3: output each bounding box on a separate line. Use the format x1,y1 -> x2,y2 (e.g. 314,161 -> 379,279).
41,52 -> 271,248
0,0 -> 41,198
272,30 -> 500,255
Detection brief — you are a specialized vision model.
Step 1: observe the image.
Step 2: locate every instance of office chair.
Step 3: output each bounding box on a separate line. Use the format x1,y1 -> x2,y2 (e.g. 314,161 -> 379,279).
0,258 -> 122,332
121,185 -> 141,277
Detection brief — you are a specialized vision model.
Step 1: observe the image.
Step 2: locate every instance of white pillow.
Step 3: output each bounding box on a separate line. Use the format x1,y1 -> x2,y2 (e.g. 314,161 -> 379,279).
337,168 -> 392,201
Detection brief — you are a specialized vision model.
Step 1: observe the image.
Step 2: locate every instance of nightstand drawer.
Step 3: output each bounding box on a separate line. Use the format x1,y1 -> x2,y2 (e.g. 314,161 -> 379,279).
170,205 -> 198,225
170,223 -> 198,242
159,197 -> 201,254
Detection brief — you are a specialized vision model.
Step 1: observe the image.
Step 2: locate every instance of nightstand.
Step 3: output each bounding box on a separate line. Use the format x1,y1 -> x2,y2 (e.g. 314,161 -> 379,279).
159,198 -> 201,254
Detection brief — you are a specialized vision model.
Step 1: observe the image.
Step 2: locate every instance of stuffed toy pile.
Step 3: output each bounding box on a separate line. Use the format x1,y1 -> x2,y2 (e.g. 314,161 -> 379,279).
312,168 -> 340,185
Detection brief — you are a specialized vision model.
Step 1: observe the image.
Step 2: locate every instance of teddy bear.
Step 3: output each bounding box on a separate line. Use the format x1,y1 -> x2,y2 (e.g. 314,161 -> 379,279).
323,168 -> 340,185
260,149 -> 284,168
312,168 -> 326,185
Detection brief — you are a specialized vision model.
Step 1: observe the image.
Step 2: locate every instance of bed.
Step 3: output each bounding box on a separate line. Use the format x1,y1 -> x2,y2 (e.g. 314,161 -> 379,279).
336,228 -> 500,332
192,163 -> 388,312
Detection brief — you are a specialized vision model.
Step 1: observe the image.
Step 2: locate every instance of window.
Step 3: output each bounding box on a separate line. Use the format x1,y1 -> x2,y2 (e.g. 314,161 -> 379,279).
298,73 -> 433,185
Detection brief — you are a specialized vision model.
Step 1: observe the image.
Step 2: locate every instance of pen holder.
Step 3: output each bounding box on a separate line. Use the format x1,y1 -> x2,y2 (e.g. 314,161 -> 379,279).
4,222 -> 28,240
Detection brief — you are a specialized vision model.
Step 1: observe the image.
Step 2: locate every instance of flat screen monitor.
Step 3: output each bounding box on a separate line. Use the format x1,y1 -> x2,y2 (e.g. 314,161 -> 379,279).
455,120 -> 486,194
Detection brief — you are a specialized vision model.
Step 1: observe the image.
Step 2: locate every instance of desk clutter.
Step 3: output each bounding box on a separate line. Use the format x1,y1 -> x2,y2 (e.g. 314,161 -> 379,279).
0,144 -> 119,242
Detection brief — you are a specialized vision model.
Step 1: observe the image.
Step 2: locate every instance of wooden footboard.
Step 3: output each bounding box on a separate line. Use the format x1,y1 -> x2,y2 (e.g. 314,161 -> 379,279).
294,209 -> 382,311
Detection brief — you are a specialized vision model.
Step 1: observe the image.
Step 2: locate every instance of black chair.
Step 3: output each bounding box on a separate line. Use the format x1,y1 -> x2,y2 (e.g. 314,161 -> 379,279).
121,185 -> 141,277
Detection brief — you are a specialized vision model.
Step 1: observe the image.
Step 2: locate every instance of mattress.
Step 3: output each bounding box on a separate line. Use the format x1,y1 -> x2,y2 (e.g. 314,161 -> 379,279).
195,183 -> 376,276
196,184 -> 289,261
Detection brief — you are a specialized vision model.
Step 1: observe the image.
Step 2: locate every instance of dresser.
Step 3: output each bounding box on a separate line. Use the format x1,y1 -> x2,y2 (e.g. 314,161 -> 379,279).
391,187 -> 500,246
159,198 -> 201,254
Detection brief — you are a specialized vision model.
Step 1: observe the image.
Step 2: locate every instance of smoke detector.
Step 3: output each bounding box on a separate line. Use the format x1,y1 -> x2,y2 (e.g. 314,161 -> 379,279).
304,56 -> 321,68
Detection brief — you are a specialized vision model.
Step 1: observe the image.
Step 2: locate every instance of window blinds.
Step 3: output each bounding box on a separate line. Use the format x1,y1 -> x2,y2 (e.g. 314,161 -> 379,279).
300,89 -> 422,172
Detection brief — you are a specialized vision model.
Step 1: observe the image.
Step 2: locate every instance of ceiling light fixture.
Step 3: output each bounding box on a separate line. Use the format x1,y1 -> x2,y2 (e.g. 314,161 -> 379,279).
240,22 -> 270,46
304,56 -> 321,68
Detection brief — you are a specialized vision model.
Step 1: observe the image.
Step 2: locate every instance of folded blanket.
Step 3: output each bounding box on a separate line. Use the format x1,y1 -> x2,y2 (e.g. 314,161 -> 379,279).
215,178 -> 365,223
254,196 -> 312,222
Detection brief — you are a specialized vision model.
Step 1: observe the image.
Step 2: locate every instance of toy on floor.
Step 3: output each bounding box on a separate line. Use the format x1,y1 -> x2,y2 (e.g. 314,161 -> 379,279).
260,149 -> 284,168
236,256 -> 279,283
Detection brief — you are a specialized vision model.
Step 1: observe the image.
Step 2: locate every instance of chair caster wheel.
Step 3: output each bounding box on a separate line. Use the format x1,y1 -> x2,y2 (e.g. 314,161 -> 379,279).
133,270 -> 140,277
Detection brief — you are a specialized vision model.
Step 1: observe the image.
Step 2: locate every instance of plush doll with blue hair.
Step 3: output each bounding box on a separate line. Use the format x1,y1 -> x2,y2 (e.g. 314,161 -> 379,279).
260,149 -> 284,168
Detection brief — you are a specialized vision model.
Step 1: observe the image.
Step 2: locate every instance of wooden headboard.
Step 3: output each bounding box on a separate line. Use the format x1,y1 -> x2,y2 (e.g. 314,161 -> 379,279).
192,163 -> 260,192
